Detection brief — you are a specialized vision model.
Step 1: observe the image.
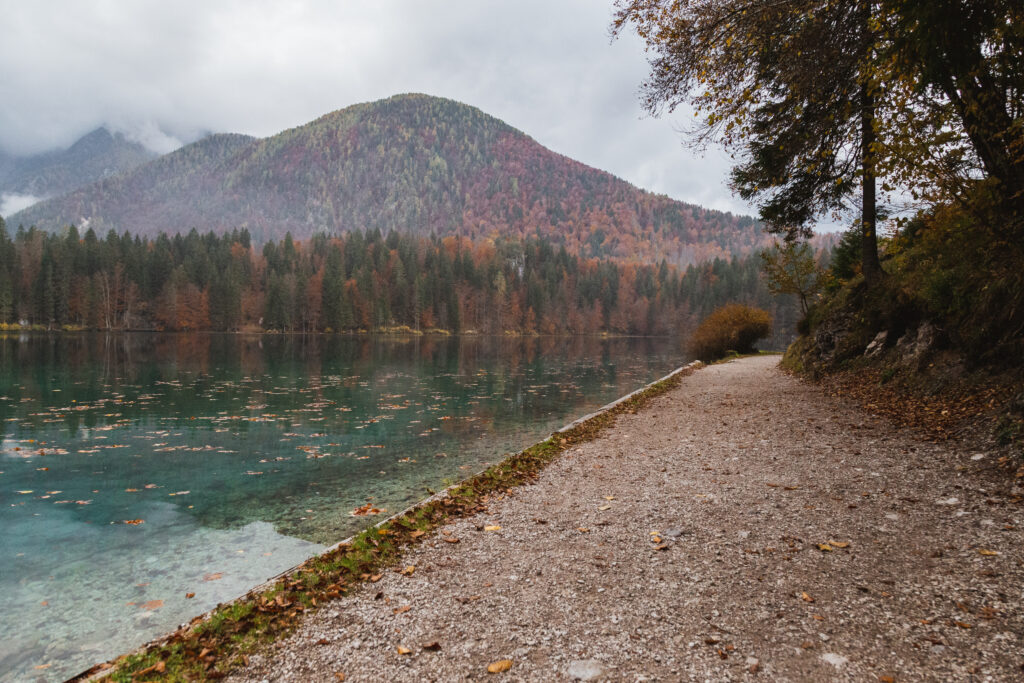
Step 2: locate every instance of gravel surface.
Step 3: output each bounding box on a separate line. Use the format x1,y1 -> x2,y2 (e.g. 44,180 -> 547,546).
230,356 -> 1024,682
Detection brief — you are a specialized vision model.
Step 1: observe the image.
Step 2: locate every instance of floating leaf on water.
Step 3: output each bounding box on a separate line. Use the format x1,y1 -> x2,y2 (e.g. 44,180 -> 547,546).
122,519 -> 144,525
140,599 -> 163,610
203,572 -> 223,581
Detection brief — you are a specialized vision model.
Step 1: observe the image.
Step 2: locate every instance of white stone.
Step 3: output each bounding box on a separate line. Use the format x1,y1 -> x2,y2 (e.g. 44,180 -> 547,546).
821,653 -> 849,667
567,659 -> 605,681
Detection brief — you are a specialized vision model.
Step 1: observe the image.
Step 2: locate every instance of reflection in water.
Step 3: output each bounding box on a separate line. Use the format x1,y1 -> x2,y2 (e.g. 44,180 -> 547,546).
0,333 -> 686,682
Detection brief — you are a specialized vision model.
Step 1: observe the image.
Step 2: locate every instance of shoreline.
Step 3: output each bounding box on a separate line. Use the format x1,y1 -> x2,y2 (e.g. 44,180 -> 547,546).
72,360 -> 705,682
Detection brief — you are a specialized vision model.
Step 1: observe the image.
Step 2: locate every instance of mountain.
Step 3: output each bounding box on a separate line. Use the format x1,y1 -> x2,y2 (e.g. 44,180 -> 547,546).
0,128 -> 157,205
9,94 -> 766,266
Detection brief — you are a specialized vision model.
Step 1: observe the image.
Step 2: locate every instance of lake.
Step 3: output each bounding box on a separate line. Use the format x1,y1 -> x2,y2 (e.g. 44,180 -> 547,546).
0,333 -> 686,682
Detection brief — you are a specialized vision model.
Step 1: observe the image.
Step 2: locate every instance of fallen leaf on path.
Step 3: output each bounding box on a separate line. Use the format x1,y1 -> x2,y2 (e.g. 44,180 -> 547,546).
400,565 -> 415,575
817,543 -> 833,552
801,592 -> 815,603
828,540 -> 850,548
598,505 -> 611,511
422,641 -> 441,651
487,659 -> 513,673
977,549 -> 999,556
396,646 -> 412,655
444,537 -> 460,544
410,530 -> 426,539
878,675 -> 896,683
394,605 -> 411,614
484,525 -> 501,531
334,674 -> 346,681
604,496 -> 615,500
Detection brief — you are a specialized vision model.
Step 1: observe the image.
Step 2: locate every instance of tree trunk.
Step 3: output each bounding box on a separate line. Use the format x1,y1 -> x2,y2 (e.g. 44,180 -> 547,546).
860,81 -> 882,283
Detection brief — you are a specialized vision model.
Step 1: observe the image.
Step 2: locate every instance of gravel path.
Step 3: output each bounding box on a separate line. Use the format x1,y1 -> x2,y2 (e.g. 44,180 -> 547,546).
231,356 -> 1024,682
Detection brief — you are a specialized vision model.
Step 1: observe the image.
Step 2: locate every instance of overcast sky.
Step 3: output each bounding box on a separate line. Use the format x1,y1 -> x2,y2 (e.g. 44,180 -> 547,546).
0,0 -> 756,216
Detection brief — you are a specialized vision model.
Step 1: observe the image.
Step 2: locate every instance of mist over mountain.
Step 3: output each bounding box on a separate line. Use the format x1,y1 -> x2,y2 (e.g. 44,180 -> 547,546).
10,94 -> 766,266
0,128 -> 157,215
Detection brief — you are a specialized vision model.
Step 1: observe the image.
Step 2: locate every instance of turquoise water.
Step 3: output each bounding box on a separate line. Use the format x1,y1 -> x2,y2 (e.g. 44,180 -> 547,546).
0,333 -> 685,681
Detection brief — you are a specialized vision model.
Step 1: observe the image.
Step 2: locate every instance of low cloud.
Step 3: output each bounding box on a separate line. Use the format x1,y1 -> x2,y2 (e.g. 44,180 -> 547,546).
1,193 -> 43,219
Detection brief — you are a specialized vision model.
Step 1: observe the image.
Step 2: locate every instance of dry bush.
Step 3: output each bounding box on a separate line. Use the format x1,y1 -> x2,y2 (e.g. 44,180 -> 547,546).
688,304 -> 772,361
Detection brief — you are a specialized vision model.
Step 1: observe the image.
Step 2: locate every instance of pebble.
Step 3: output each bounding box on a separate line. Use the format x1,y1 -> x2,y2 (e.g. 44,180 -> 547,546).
821,653 -> 849,668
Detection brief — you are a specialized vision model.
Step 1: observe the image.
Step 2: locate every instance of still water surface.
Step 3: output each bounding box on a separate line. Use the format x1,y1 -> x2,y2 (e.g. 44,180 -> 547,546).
0,333 -> 685,681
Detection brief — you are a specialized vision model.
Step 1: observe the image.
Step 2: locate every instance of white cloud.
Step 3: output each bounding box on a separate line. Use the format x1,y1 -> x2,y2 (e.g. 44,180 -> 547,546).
1,193 -> 43,218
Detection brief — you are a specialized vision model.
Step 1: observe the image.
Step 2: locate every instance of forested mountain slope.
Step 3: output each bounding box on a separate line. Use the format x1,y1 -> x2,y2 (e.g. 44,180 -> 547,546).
0,128 -> 156,200
11,95 -> 765,266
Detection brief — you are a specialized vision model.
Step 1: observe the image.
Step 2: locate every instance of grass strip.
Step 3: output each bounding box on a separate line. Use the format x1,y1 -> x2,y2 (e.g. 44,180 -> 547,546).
77,361 -> 704,682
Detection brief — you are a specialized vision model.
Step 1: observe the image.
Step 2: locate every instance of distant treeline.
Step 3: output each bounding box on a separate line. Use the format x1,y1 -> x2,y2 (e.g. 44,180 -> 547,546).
0,219 -> 801,345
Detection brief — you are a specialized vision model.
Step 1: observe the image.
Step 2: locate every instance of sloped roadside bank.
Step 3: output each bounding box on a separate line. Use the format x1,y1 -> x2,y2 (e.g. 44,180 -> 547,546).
77,362 -> 706,682
227,355 -> 1024,681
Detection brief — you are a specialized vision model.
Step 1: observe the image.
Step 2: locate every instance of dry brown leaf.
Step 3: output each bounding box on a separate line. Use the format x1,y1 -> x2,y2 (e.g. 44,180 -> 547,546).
487,659 -> 513,673
598,505 -> 612,511
577,527 -> 590,533
801,592 -> 815,603
185,592 -> 195,599
410,530 -> 426,539
954,621 -> 973,629
443,537 -> 460,544
977,549 -> 999,556
484,525 -> 501,531
878,676 -> 896,683
604,495 -> 615,500
422,641 -> 441,651
140,599 -> 164,610
817,543 -> 834,552
334,674 -> 346,682
829,540 -> 850,548
397,646 -> 412,655
394,605 -> 411,614
369,574 -> 383,582
203,572 -> 223,582
400,565 -> 415,576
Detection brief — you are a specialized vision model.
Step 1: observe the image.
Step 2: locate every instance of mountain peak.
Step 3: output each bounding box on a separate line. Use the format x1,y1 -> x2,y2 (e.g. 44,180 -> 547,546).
9,95 -> 763,265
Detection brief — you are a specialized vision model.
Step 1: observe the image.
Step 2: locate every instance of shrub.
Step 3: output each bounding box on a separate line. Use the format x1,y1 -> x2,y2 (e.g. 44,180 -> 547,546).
688,304 -> 772,361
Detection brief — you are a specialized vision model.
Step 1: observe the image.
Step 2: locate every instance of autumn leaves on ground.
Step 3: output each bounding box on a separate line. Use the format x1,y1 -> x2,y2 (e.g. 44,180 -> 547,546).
193,355 -> 1021,682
